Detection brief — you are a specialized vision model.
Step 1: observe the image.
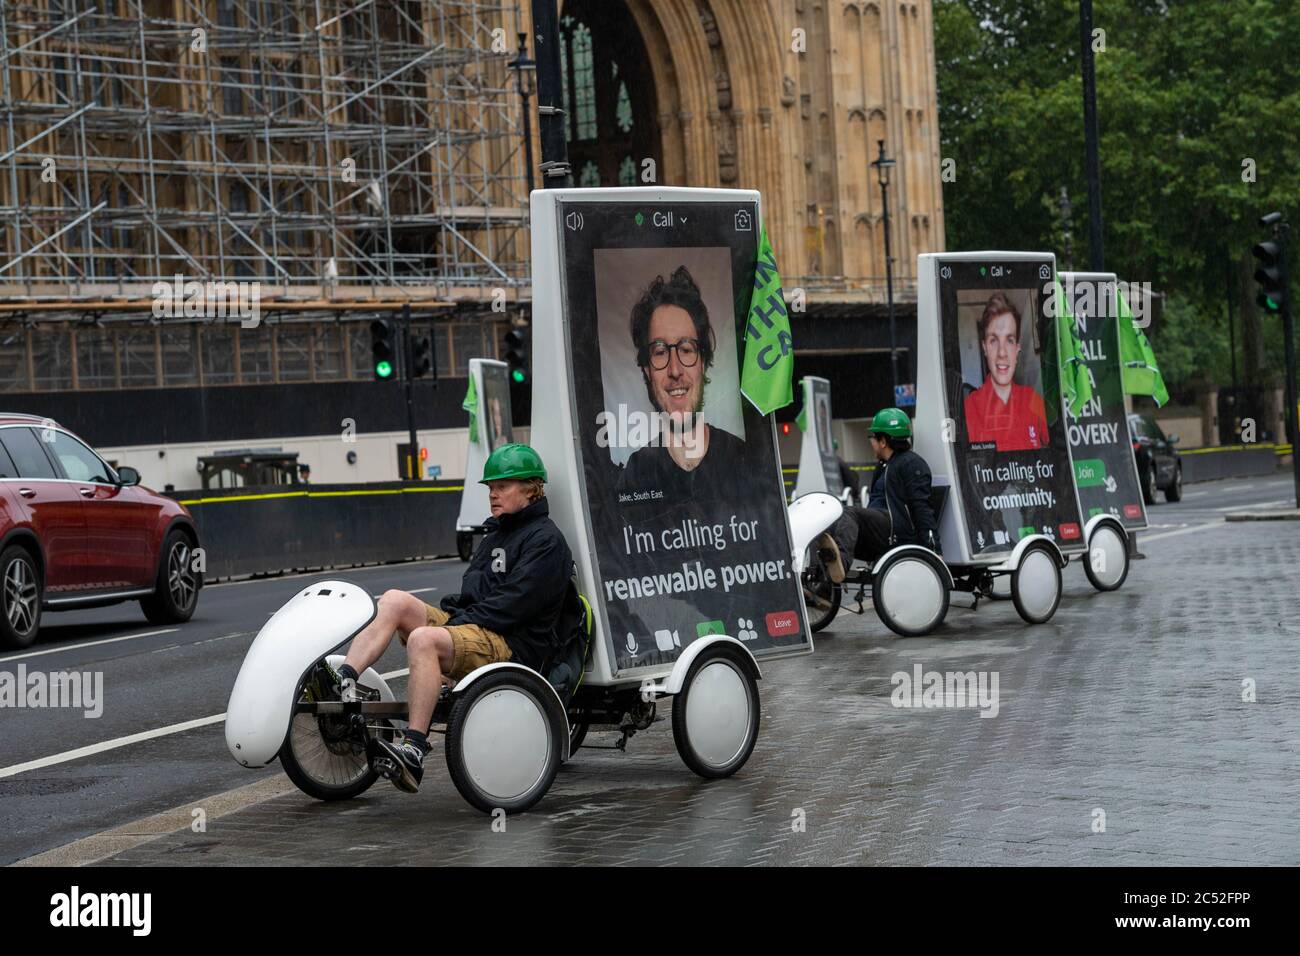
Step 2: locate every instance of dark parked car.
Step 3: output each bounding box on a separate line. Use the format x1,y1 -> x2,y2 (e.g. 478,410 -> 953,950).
1128,413 -> 1182,505
0,413 -> 201,649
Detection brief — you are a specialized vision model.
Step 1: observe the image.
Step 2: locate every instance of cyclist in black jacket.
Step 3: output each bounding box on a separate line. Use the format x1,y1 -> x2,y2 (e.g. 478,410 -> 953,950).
334,444 -> 573,794
817,408 -> 939,582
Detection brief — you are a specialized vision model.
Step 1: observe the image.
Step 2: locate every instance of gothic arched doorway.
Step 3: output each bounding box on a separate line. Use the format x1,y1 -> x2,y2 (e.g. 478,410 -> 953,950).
559,0 -> 662,187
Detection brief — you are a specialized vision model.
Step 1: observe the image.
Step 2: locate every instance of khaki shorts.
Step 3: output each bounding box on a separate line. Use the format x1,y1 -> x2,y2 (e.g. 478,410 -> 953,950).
399,603 -> 512,680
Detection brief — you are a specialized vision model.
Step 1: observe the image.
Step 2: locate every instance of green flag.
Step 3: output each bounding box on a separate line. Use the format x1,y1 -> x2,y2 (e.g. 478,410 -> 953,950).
741,226 -> 794,415
462,374 -> 478,443
1116,289 -> 1169,407
1054,276 -> 1093,417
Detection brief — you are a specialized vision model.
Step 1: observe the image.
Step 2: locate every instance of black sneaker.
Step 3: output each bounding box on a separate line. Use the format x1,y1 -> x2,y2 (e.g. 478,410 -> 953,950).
368,735 -> 427,793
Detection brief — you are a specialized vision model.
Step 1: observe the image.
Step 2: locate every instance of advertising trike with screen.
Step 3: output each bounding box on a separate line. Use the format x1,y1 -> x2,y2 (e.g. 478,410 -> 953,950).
799,252 -> 1129,636
225,188 -> 828,814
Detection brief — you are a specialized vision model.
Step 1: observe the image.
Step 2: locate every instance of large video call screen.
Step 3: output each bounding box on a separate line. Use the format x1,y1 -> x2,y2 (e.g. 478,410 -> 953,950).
938,258 -> 1084,557
557,199 -> 810,675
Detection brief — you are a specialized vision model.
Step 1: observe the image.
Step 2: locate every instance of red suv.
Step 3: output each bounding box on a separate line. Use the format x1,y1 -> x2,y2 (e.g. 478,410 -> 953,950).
0,413 -> 201,649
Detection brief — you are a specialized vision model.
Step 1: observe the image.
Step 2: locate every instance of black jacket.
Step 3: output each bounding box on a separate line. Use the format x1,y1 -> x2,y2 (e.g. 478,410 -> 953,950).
866,448 -> 940,550
440,497 -> 574,671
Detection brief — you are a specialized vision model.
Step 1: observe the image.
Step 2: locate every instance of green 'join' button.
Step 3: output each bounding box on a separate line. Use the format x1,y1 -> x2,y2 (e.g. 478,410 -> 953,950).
1074,458 -> 1107,487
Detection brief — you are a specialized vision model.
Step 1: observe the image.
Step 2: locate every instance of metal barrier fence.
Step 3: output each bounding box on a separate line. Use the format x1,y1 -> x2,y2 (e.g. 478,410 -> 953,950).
170,481 -> 466,581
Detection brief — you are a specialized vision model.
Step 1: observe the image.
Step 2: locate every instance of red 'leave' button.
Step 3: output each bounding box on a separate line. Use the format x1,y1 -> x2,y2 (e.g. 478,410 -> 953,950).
765,611 -> 800,636
1059,522 -> 1081,540
1123,504 -> 1143,519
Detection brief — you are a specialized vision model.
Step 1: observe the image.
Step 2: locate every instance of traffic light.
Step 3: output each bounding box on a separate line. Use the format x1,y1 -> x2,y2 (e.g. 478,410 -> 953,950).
370,319 -> 396,380
1253,239 -> 1286,314
504,327 -> 530,385
409,331 -> 432,378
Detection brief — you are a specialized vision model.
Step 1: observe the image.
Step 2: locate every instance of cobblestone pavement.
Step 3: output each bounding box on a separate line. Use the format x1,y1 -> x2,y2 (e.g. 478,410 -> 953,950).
95,520 -> 1300,866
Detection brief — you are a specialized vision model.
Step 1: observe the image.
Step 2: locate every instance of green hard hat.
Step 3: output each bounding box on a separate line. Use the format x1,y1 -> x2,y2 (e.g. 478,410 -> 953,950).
870,407 -> 912,438
481,443 -> 547,483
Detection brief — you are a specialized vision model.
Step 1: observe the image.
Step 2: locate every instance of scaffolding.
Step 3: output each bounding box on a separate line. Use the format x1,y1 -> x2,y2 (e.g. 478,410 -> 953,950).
0,0 -> 530,318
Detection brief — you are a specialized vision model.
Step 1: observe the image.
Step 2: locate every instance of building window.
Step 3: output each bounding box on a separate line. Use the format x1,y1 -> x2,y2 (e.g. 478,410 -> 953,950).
451,321 -> 487,377
0,329 -> 29,392
433,322 -> 452,378
218,0 -> 238,30
117,327 -> 158,387
579,161 -> 600,187
201,324 -> 237,385
312,324 -> 345,381
221,58 -> 244,115
616,78 -> 633,133
239,326 -> 274,383
561,17 -> 596,142
75,327 -> 117,389
161,325 -> 198,386
276,324 -> 313,382
618,155 -> 636,186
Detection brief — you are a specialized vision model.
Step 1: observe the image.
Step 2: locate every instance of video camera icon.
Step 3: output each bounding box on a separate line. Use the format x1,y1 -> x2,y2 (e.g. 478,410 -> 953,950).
654,628 -> 682,652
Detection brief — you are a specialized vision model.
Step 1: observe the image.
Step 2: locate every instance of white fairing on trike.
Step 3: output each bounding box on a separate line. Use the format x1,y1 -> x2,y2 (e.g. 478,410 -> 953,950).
987,533 -> 1066,572
226,580 -> 381,768
662,635 -> 761,695
787,492 -> 844,573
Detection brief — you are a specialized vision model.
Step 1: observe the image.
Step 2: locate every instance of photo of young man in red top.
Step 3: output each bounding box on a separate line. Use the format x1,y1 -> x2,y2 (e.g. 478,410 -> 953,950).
964,291 -> 1050,451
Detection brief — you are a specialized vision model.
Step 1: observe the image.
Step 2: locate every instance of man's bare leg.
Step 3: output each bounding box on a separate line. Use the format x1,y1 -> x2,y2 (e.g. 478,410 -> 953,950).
404,627 -> 456,734
343,589 -> 430,677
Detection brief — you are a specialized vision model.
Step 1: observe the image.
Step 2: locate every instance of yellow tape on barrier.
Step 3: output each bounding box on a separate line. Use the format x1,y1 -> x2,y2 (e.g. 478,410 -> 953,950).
179,485 -> 464,506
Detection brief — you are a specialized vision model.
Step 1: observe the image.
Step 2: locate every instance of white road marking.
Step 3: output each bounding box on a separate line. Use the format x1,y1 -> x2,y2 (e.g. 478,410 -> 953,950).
1183,490 -> 1209,498
201,557 -> 457,590
0,714 -> 226,780
0,666 -> 411,779
1212,498 -> 1291,512
0,628 -> 179,664
1141,521 -> 1223,543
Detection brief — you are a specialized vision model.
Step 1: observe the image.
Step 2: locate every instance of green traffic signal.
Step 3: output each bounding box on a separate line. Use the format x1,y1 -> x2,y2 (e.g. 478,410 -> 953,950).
511,368 -> 526,384
375,360 -> 393,379
1252,238 -> 1287,314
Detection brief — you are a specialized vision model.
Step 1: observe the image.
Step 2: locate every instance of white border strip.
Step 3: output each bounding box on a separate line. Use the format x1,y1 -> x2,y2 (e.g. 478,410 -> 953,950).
0,667 -> 411,780
0,628 -> 178,664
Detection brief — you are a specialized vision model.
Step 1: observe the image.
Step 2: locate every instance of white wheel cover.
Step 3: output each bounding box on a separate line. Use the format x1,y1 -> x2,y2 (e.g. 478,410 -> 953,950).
1088,526 -> 1126,588
1016,549 -> 1059,619
461,688 -> 552,801
878,557 -> 946,631
684,661 -> 752,769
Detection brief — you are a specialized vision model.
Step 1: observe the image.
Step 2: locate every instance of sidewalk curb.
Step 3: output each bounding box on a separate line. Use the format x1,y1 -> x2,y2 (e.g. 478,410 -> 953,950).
10,774 -> 295,867
1224,510 -> 1300,522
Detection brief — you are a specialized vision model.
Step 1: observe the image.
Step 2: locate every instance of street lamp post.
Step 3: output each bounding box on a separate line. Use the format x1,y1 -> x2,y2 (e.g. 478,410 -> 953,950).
509,33 -> 537,193
531,0 -> 572,188
872,140 -> 899,393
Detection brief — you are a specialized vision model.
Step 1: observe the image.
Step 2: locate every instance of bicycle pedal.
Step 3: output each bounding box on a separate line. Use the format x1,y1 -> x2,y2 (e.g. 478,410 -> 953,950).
373,757 -> 398,778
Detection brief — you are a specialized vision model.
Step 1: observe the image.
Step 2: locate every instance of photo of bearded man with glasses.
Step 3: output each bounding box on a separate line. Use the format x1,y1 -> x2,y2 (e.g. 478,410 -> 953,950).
616,265 -> 748,498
